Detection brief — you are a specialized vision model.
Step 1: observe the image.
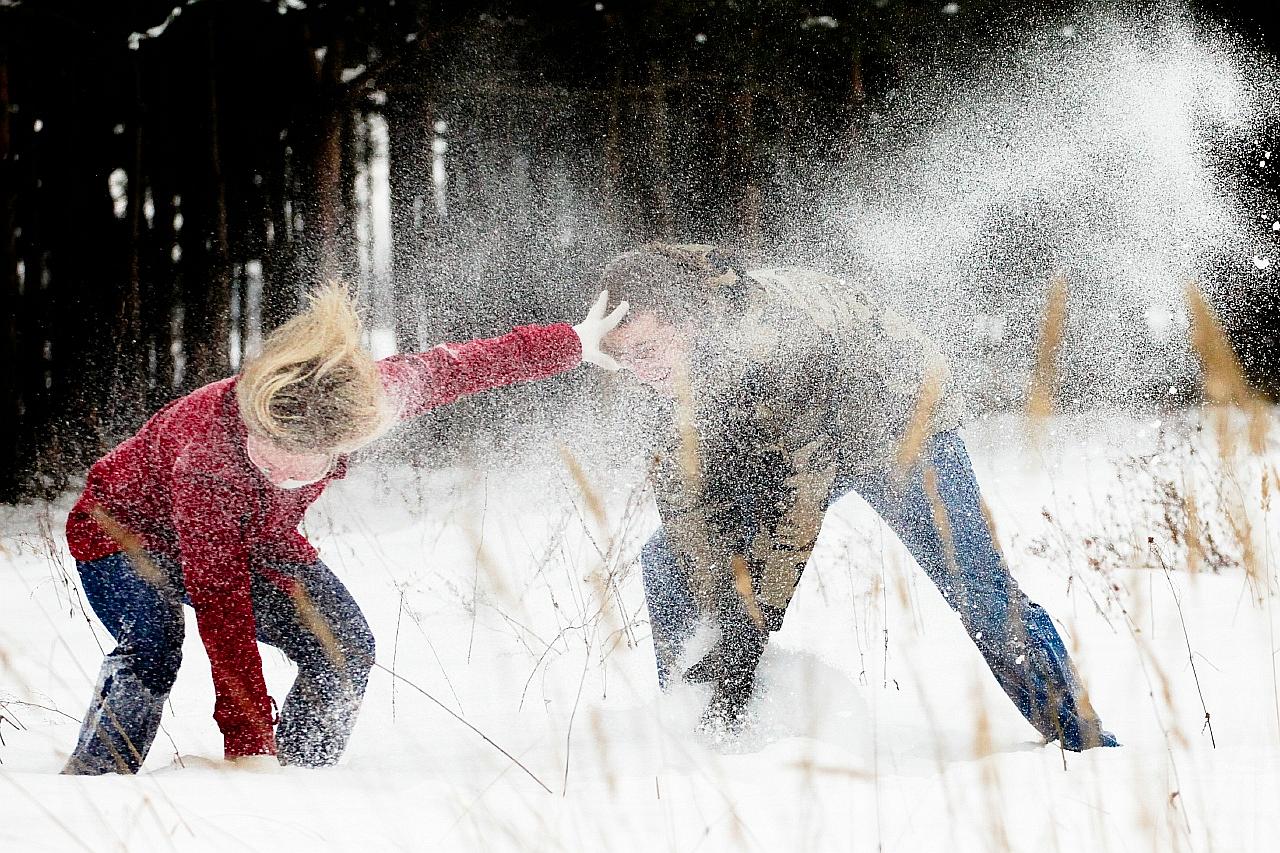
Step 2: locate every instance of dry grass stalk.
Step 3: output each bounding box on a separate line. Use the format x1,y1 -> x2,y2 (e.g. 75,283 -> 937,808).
1224,496 -> 1263,592
1026,274 -> 1069,435
289,584 -> 346,673
373,662 -> 553,794
460,518 -> 513,603
730,554 -> 766,629
1153,545 -> 1217,747
1144,628 -> 1189,749
86,507 -> 167,589
1186,282 -> 1250,405
1185,282 -> 1271,457
922,466 -> 959,575
558,445 -> 608,534
892,566 -> 911,611
978,495 -> 1003,557
1181,479 -> 1203,575
787,760 -> 875,780
1248,405 -> 1272,456
895,369 -> 944,479
672,363 -> 703,494
557,445 -> 635,637
588,708 -> 618,797
971,683 -> 1013,853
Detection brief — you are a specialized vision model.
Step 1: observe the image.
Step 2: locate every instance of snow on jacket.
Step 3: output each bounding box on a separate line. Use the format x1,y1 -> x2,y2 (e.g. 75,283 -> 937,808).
643,247 -> 961,630
66,323 -> 582,758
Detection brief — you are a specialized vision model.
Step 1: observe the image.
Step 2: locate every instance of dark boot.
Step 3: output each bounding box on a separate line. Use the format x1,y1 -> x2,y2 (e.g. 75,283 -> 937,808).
697,610 -> 768,734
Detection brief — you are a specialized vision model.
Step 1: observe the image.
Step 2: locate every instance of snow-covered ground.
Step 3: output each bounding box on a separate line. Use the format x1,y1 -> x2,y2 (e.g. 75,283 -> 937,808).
2,412 -> 1278,852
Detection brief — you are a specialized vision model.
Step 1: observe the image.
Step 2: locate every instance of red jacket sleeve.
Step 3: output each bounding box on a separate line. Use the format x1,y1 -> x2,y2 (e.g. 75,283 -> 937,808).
171,465 -> 276,759
377,323 -> 582,421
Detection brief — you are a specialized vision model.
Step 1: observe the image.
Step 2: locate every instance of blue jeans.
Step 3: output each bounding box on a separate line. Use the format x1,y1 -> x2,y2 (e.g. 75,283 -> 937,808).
642,430 -> 1116,750
64,553 -> 375,774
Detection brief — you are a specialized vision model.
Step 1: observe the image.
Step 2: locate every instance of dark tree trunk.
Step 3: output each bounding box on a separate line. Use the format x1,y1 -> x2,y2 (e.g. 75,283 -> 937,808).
337,102 -> 360,285
143,161 -> 180,409
43,97 -> 118,479
260,138 -> 298,333
314,38 -> 347,283
648,60 -> 673,240
602,68 -> 623,232
0,50 -> 19,500
387,89 -> 434,352
112,52 -> 148,424
182,18 -> 234,389
138,31 -> 181,407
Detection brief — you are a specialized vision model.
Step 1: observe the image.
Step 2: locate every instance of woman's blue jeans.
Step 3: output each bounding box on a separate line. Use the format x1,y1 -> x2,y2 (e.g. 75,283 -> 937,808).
63,554 -> 375,774
641,430 -> 1115,750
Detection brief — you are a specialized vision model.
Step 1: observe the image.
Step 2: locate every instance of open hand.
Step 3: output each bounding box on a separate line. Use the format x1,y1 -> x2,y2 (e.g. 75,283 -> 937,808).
573,290 -> 629,370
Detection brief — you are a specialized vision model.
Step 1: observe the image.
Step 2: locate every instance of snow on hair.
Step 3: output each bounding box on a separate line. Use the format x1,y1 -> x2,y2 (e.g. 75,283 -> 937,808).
236,283 -> 388,453
598,248 -> 709,322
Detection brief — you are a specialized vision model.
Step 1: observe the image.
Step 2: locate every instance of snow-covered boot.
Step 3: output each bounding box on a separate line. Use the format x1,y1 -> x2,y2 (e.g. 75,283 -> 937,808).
61,657 -> 167,775
275,640 -> 373,767
696,608 -> 768,734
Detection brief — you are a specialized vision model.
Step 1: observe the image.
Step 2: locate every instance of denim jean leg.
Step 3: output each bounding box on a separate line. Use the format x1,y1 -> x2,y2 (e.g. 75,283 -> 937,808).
63,553 -> 185,775
641,530 -> 701,688
252,561 -> 375,767
842,431 -> 1113,749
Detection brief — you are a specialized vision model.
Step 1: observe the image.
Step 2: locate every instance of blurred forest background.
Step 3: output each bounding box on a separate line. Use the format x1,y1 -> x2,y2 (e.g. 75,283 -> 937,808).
2,0 -> 1278,501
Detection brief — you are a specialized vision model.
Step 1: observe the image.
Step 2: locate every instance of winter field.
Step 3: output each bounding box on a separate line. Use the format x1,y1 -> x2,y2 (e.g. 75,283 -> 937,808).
2,410 -> 1279,852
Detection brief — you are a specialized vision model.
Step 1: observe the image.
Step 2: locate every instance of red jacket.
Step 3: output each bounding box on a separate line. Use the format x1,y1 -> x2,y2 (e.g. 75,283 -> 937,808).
66,324 -> 581,758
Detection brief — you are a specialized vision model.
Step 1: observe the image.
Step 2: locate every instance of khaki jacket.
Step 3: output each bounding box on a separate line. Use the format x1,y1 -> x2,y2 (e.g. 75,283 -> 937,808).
649,262 -> 962,628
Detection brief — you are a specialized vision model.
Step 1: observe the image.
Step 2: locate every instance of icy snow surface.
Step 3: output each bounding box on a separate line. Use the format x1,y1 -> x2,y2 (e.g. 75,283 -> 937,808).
2,412 -> 1279,851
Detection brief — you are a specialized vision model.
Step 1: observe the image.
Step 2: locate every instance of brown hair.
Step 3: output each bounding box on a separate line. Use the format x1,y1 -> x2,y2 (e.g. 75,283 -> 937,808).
599,243 -> 749,324
236,283 -> 388,453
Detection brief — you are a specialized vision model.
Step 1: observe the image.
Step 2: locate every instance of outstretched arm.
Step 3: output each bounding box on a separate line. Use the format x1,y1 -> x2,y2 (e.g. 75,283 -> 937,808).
378,291 -> 627,420
378,324 -> 581,420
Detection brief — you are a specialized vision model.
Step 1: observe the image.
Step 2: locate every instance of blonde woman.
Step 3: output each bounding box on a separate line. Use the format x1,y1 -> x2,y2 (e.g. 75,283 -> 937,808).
61,285 -> 627,774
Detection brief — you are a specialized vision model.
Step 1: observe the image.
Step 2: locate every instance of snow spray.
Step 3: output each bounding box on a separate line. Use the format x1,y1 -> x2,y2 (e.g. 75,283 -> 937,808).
797,8 -> 1278,412
357,7 -> 1279,471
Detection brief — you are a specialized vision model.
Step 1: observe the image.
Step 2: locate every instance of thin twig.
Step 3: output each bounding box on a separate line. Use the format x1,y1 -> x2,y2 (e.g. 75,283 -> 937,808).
561,634 -> 593,797
1152,542 -> 1217,748
466,477 -> 488,665
392,588 -> 404,723
372,662 -> 552,795
0,698 -> 79,724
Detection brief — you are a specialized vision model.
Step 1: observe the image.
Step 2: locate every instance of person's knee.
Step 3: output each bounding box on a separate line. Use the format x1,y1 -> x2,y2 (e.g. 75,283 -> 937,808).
345,614 -> 376,679
309,610 -> 375,683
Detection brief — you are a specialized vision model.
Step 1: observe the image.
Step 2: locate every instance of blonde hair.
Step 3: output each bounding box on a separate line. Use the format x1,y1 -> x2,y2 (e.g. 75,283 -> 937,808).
237,283 -> 387,453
